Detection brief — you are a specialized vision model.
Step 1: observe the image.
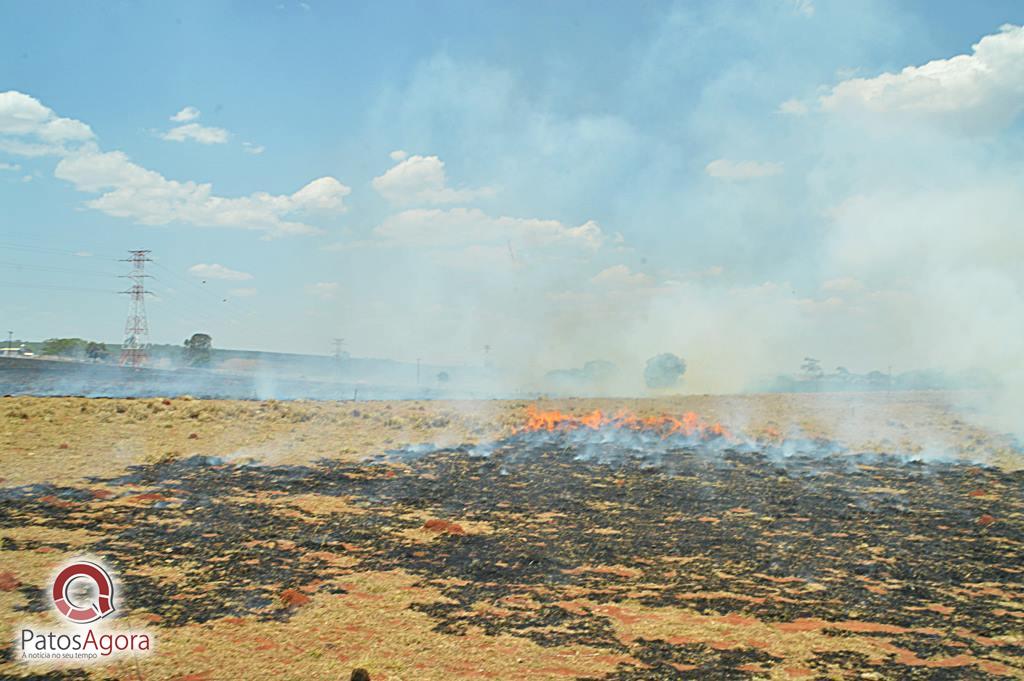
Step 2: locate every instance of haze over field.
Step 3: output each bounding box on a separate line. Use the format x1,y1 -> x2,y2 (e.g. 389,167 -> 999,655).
5,6 -> 1024,680
2,2 -> 1023,428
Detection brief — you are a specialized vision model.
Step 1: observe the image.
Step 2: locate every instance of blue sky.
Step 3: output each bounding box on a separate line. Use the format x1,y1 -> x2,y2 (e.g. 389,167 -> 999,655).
2,1 -> 1023,392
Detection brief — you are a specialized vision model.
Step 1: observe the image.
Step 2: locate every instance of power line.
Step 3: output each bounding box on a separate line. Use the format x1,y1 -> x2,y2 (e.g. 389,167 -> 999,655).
149,259 -> 259,312
145,262 -> 269,340
0,240 -> 121,261
0,244 -> 263,344
148,258 -> 263,328
0,280 -> 118,294
0,260 -> 121,279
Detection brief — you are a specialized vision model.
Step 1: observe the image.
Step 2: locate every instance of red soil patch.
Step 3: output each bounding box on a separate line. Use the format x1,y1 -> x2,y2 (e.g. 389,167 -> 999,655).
37,495 -> 75,508
593,604 -> 643,625
978,660 -> 1016,676
925,603 -> 955,615
665,636 -> 700,645
280,589 -> 310,607
0,572 -> 21,591
423,518 -> 467,535
717,613 -> 761,627
131,492 -> 170,502
564,565 -> 643,579
532,666 -> 580,677
992,609 -> 1024,619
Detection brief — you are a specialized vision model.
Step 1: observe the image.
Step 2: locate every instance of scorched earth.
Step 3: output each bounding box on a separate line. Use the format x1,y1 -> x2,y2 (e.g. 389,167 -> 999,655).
0,393 -> 1021,680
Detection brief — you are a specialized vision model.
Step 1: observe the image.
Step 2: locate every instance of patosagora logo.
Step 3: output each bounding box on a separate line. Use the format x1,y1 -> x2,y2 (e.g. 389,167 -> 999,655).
18,557 -> 152,663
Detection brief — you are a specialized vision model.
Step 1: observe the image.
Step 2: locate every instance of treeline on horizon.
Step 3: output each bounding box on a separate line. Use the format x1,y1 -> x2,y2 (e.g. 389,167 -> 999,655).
6,339 -> 1001,394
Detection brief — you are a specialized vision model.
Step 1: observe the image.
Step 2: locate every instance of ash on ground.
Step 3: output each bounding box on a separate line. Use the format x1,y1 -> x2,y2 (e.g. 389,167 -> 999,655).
1,429 -> 1021,679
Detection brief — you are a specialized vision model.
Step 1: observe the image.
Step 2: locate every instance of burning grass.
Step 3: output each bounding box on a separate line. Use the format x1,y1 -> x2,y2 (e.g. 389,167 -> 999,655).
520,406 -> 730,440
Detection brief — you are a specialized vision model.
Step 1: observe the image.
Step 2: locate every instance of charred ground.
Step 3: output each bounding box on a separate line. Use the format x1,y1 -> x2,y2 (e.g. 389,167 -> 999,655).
1,421 -> 1022,679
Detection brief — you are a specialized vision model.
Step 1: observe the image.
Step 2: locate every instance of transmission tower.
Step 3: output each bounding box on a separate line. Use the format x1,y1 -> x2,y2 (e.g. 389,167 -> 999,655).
119,250 -> 152,368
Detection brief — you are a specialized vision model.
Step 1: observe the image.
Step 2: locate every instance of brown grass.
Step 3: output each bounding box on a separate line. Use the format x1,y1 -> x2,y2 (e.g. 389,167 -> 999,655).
1,392 -> 1019,489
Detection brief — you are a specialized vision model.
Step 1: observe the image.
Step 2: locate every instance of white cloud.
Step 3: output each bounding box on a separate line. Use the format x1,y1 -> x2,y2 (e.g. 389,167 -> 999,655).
373,207 -> 605,251
228,287 -> 257,297
0,162 -> 19,171
0,90 -> 95,157
372,154 -> 495,204
162,106 -> 235,145
820,24 -> 1024,129
389,149 -> 408,161
188,263 -> 253,281
289,176 -> 351,210
52,149 -> 349,236
242,142 -> 265,155
590,265 -> 653,288
305,282 -> 339,300
161,122 -> 229,145
0,92 -> 352,237
777,98 -> 809,116
170,106 -> 201,122
705,159 -> 783,179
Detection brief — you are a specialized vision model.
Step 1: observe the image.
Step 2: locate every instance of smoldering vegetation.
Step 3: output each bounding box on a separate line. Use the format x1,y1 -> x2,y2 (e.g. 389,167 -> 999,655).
1,425 -> 1020,678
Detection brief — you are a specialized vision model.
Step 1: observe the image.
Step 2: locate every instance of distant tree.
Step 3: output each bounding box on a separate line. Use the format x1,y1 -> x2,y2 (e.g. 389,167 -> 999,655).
41,338 -> 86,357
644,353 -> 686,389
85,341 -> 109,361
436,371 -> 450,385
834,366 -> 851,382
866,370 -> 890,387
801,357 -> 823,379
183,333 -> 213,367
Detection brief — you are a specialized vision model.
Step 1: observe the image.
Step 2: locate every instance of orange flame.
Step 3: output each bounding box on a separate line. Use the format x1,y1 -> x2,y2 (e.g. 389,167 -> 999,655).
521,405 -> 731,440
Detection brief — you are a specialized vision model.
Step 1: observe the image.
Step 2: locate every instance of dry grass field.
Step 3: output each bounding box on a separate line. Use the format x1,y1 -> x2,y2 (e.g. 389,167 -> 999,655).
0,392 -> 1021,680
2,391 -> 1020,488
